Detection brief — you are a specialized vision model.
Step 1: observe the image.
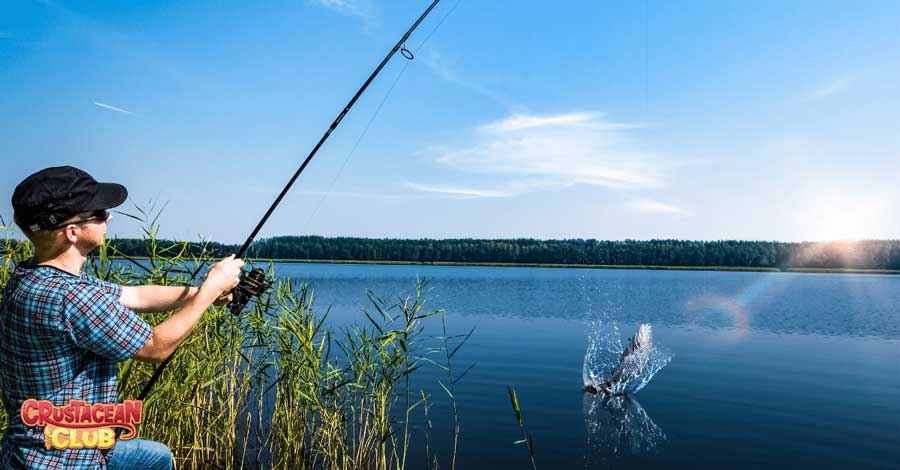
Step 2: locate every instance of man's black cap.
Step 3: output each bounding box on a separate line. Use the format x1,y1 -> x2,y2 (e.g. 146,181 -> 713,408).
12,166 -> 127,232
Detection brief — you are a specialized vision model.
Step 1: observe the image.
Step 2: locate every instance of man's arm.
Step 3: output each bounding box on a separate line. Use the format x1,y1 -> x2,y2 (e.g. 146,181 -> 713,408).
119,285 -> 197,313
132,255 -> 243,363
132,285 -> 220,363
120,285 -> 232,313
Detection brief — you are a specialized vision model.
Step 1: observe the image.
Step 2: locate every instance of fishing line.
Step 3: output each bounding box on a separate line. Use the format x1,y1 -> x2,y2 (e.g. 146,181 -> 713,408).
300,57 -> 413,234
300,0 -> 464,234
134,0 -> 447,404
415,0 -> 463,49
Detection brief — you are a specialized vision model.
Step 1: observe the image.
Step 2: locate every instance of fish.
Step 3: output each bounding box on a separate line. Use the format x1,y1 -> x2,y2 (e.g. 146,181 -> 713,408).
584,324 -> 653,396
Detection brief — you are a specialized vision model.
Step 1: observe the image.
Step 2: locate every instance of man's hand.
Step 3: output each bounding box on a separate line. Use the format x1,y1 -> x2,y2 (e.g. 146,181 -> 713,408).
213,292 -> 234,307
201,255 -> 244,298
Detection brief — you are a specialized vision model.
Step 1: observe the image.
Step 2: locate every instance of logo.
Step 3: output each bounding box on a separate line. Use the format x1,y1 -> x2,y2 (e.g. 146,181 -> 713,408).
21,399 -> 143,450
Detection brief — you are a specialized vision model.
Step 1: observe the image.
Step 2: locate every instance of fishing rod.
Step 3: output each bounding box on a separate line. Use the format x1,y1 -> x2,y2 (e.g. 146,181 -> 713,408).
135,0 -> 443,402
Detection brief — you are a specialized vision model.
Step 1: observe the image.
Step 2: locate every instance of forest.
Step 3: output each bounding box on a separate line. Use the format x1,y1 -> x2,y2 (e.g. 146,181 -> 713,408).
103,237 -> 900,270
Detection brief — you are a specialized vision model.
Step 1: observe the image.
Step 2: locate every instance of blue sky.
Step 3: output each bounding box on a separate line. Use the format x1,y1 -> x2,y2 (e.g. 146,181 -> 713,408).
1,0 -> 898,243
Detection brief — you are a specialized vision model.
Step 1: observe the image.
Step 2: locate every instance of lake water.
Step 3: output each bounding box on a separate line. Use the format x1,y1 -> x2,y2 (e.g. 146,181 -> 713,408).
269,263 -> 899,469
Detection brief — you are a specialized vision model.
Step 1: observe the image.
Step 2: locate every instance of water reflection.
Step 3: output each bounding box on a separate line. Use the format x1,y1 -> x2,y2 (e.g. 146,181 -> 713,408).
583,394 -> 666,468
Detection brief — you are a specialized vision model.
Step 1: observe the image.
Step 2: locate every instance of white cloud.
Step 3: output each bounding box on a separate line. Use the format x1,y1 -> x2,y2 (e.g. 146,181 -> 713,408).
628,198 -> 689,215
245,185 -> 421,200
808,75 -> 856,99
404,179 -> 573,199
480,112 -> 648,133
94,102 -> 134,115
420,48 -> 458,82
405,182 -> 513,199
308,0 -> 375,22
481,112 -> 601,132
419,112 -> 661,194
420,47 -> 515,110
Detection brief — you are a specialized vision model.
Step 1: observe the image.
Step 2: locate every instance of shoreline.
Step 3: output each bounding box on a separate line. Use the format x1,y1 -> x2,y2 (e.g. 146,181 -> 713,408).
109,257 -> 900,275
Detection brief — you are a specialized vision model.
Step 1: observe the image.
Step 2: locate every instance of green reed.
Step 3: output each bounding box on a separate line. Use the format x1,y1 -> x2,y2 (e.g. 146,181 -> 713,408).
0,217 -> 33,437
507,386 -> 537,470
0,207 -> 463,470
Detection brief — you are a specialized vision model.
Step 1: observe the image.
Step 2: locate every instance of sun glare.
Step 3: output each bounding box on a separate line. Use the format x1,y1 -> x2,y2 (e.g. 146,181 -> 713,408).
804,191 -> 888,241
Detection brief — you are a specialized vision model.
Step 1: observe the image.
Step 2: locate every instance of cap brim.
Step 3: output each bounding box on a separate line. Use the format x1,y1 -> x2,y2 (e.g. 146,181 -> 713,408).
85,182 -> 128,211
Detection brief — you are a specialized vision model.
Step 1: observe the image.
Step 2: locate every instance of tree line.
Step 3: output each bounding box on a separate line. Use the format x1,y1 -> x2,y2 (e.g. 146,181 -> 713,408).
103,237 -> 900,270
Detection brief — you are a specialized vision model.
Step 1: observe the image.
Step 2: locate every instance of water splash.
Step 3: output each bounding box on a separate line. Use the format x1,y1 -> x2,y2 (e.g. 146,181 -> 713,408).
583,394 -> 666,467
583,321 -> 672,395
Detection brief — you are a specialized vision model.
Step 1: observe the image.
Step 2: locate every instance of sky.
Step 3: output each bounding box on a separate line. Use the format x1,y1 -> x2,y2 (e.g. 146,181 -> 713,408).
1,0 -> 898,244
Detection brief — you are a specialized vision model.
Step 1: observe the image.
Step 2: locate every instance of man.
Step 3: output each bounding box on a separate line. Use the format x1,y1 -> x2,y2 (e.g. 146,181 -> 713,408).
0,166 -> 244,469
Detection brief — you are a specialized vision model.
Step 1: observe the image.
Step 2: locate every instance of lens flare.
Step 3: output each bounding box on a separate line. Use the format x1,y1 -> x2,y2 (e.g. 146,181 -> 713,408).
684,273 -> 793,341
685,295 -> 751,341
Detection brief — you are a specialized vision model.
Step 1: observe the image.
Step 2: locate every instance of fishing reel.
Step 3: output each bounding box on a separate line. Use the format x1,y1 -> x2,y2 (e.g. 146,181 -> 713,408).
228,267 -> 271,315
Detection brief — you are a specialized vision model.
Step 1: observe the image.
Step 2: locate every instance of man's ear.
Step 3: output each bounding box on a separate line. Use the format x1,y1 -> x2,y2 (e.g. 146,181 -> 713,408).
62,225 -> 79,243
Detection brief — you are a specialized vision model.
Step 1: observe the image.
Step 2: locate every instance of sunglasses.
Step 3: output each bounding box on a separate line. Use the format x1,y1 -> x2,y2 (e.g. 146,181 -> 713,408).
49,210 -> 111,230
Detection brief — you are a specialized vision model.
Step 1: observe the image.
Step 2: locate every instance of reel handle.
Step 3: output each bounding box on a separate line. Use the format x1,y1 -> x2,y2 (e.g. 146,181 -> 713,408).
228,267 -> 269,315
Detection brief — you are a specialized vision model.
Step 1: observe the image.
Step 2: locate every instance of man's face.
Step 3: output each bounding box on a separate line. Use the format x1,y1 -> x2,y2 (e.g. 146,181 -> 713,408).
72,212 -> 110,251
52,211 -> 111,253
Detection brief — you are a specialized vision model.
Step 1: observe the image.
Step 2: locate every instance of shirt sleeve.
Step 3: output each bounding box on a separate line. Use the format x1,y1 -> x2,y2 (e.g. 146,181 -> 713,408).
62,279 -> 153,362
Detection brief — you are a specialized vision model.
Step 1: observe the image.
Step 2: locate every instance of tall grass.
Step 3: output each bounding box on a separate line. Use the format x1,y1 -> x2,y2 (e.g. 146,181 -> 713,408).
0,217 -> 33,438
0,207 -> 463,469
507,386 -> 537,470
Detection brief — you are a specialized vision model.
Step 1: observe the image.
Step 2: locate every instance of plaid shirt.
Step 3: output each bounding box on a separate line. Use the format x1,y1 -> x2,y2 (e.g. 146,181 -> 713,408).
0,262 -> 153,470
